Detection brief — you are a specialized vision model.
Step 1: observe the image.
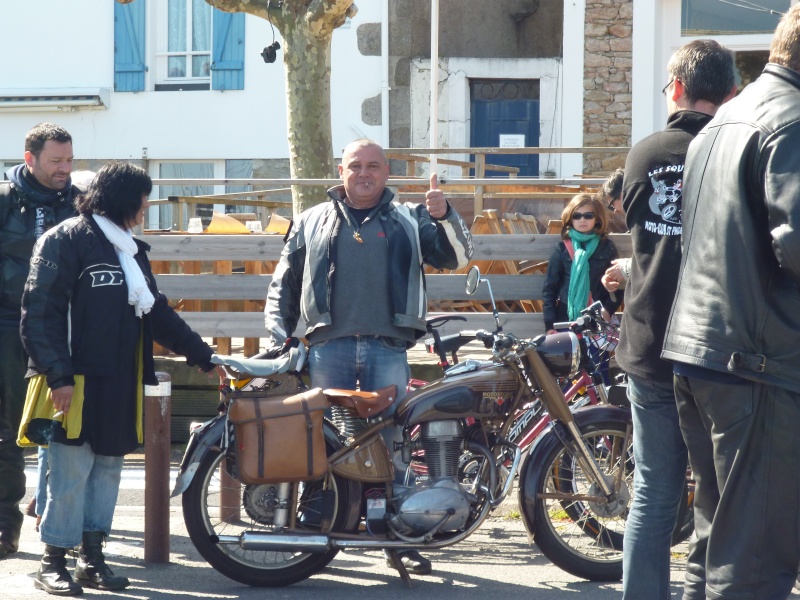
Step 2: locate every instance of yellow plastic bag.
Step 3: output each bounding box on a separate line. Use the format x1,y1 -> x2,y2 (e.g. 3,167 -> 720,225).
17,375 -> 85,447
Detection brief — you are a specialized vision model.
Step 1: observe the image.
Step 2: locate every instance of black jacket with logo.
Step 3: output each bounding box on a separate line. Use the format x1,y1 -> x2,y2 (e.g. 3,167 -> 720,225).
20,215 -> 214,390
615,110 -> 713,383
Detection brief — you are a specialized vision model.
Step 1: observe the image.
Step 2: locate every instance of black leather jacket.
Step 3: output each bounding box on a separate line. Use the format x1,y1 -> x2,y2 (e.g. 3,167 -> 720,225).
662,64 -> 800,391
21,216 -> 214,389
542,237 -> 620,331
0,166 -> 77,324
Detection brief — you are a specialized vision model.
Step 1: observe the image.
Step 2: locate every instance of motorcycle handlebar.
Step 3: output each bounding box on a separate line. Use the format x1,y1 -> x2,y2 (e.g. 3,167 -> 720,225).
475,329 -> 494,348
494,334 -> 516,351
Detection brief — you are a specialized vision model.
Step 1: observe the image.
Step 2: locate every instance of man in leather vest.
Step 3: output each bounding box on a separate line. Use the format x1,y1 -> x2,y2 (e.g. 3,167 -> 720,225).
662,7 -> 800,598
0,123 -> 78,558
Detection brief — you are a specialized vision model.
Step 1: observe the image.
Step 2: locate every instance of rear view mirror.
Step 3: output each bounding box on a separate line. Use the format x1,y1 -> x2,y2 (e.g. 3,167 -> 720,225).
465,266 -> 482,295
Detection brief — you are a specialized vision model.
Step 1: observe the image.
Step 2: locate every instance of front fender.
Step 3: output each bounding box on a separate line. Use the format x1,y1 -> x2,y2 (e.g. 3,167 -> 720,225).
517,405 -> 631,535
171,414 -> 228,498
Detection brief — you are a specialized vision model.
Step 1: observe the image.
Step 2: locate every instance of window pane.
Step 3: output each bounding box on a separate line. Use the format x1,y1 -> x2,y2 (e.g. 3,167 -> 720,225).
168,56 -> 186,78
168,0 -> 186,52
193,55 -> 211,77
225,160 -> 254,213
158,163 -> 214,228
737,50 -> 770,90
682,0 -> 788,35
192,0 -> 211,52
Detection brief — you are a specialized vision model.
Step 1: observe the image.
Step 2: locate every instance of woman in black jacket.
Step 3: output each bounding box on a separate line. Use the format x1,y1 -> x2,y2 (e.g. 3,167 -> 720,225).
542,192 -> 621,333
20,162 -> 219,596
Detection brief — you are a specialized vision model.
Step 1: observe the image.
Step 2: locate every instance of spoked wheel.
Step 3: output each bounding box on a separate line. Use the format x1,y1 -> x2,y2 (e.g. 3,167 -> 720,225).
533,419 -> 634,581
183,442 -> 358,587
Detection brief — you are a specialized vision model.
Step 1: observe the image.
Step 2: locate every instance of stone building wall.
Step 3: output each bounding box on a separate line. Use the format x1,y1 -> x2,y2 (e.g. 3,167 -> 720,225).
583,0 -> 632,174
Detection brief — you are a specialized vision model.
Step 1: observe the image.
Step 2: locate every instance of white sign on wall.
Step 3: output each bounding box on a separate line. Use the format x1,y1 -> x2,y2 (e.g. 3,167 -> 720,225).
499,134 -> 525,148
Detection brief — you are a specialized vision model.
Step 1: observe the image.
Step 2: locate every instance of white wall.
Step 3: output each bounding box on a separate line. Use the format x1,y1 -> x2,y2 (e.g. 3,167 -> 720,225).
409,57 -> 563,178
0,0 -> 385,163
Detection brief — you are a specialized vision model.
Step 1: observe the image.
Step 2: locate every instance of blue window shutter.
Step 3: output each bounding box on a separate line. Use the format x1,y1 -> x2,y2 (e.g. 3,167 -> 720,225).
114,1 -> 146,92
211,11 -> 245,91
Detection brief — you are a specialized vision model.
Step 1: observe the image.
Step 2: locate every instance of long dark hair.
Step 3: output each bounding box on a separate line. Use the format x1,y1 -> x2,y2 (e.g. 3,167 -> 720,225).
75,161 -> 152,227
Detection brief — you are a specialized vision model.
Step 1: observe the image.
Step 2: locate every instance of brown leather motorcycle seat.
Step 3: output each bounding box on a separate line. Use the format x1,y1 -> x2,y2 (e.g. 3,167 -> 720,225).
323,385 -> 397,418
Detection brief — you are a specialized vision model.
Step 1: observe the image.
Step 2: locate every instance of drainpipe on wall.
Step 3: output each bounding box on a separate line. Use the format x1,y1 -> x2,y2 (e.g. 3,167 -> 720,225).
381,0 -> 390,147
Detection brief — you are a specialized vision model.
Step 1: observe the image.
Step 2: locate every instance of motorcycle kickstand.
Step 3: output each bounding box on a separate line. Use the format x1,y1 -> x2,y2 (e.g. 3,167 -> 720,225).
385,549 -> 416,589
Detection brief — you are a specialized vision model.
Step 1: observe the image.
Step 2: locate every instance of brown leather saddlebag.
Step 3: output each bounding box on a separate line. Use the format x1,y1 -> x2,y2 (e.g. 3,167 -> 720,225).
227,387 -> 329,484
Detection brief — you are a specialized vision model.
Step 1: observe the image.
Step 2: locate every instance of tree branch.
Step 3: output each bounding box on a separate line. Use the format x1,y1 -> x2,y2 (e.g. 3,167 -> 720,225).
306,0 -> 356,32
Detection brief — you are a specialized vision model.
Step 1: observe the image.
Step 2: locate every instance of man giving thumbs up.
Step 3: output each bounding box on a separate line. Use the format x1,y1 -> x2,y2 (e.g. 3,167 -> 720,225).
264,138 -> 473,575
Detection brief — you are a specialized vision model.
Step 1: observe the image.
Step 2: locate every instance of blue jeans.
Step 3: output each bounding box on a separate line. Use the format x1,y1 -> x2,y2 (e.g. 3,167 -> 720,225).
309,336 -> 410,483
622,375 -> 688,600
34,446 -> 48,516
40,441 -> 124,548
309,335 -> 410,396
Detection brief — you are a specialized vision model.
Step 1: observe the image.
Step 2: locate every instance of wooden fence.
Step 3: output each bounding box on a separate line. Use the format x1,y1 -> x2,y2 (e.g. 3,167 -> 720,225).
147,229 -> 631,354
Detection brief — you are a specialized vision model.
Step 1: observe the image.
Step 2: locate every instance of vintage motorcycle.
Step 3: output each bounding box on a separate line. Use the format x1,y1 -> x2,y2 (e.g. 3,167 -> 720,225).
173,266 -> 634,586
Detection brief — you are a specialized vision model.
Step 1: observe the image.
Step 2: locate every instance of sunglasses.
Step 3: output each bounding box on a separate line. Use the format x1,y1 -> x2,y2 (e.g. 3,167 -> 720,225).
662,77 -> 675,96
572,212 -> 596,221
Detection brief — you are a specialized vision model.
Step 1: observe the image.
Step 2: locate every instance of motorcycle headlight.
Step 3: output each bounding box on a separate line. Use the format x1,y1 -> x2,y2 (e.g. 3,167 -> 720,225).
533,332 -> 581,379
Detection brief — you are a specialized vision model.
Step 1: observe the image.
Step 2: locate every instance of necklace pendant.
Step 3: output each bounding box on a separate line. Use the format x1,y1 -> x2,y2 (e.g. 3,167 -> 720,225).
353,231 -> 364,243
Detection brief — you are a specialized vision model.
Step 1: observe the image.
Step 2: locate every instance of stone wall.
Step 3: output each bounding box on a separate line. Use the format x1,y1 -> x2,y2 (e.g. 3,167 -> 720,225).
583,0 -> 632,174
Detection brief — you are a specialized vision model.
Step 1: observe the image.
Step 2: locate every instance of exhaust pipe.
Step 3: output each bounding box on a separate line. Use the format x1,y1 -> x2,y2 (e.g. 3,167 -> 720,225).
215,533 -> 331,553
214,532 -> 432,552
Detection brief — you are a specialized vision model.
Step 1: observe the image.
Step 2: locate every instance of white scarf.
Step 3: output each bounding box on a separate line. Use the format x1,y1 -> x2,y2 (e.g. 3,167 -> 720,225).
92,214 -> 155,317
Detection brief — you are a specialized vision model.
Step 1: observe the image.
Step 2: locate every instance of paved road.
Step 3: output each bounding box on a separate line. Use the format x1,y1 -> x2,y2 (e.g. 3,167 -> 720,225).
4,450 -> 795,600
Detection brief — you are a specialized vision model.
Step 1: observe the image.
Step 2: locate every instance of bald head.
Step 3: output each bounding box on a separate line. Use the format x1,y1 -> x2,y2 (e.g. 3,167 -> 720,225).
338,139 -> 390,209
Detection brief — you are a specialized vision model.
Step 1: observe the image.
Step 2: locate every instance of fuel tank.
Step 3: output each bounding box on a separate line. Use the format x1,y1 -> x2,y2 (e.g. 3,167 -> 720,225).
395,360 -> 520,427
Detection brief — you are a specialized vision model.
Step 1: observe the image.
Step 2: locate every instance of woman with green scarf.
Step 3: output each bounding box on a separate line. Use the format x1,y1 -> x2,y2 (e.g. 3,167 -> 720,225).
542,193 -> 621,334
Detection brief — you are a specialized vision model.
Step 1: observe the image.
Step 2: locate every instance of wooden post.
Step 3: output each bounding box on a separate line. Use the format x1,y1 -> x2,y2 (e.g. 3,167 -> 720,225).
219,381 -> 241,523
474,153 -> 486,215
243,260 -> 264,357
151,260 -> 169,356
213,260 -> 233,355
144,372 -> 171,563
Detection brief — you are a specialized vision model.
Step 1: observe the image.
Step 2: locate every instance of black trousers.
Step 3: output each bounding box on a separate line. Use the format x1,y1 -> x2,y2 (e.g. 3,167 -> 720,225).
675,374 -> 800,600
0,327 -> 27,549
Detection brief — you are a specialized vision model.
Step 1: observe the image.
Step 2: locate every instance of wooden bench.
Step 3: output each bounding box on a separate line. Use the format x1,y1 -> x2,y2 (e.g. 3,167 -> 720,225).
146,232 -> 632,353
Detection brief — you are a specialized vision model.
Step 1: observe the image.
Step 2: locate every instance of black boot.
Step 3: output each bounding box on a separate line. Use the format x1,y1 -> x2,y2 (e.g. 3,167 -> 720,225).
74,531 -> 130,591
33,545 -> 83,596
385,549 -> 433,575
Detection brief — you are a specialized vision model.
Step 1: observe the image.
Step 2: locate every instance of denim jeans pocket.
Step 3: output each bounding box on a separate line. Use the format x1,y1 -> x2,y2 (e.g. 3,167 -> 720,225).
377,336 -> 407,352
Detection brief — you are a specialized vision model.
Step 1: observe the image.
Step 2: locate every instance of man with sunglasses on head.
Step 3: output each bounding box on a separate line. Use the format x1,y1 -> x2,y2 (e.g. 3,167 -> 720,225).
602,40 -> 737,600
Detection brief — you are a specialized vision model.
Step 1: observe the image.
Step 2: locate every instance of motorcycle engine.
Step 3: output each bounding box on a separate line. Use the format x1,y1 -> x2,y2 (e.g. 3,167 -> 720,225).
388,420 -> 473,536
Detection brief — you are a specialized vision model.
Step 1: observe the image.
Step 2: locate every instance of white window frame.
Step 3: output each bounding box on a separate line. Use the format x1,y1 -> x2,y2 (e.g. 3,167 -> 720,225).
153,0 -> 213,86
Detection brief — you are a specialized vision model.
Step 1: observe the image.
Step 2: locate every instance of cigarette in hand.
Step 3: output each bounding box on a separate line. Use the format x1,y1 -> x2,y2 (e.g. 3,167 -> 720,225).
53,411 -> 64,419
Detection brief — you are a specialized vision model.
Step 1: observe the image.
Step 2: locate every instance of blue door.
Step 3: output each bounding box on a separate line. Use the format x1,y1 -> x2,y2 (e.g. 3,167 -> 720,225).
470,79 -> 540,177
